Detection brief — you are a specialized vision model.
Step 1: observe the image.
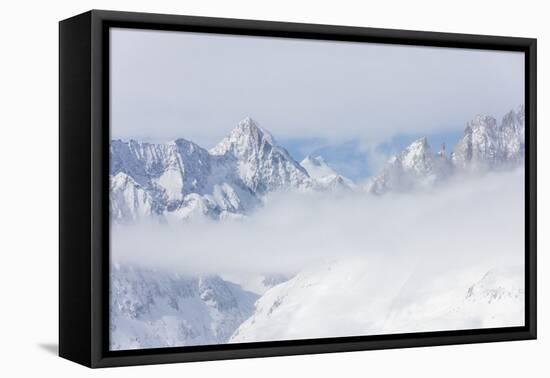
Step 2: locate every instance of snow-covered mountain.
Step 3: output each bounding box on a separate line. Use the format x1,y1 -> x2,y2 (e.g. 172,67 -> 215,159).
229,260 -> 524,343
110,137 -> 251,221
367,106 -> 524,194
110,264 -> 259,350
300,155 -> 338,179
452,106 -> 525,170
301,155 -> 355,191
221,272 -> 292,296
383,266 -> 524,332
210,117 -> 312,194
366,137 -> 452,194
110,172 -> 156,221
111,107 -> 525,208
110,117 -> 310,222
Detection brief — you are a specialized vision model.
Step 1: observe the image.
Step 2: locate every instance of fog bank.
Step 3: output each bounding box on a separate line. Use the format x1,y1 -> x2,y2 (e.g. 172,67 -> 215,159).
111,169 -> 525,278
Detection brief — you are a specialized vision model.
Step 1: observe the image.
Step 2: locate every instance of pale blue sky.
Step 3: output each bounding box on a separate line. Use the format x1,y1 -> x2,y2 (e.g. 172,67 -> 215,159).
281,129 -> 464,180
110,28 -> 524,179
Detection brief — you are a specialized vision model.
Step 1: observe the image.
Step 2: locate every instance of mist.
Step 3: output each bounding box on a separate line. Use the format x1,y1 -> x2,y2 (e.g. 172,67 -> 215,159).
111,169 -> 525,280
111,28 -> 524,148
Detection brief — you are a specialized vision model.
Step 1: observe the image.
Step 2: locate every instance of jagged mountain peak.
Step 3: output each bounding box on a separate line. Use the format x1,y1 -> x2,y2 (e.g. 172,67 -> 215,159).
111,171 -> 139,188
235,117 -> 272,140
398,137 -> 434,172
460,115 -> 498,144
300,155 -> 335,179
368,106 -> 524,195
502,105 -> 524,120
452,106 -> 524,170
172,137 -> 202,148
410,136 -> 429,148
207,118 -> 310,194
501,106 -> 525,130
110,106 -> 525,215
366,136 -> 451,195
402,136 -> 430,153
210,117 -> 279,157
237,116 -> 267,134
468,114 -> 498,130
300,155 -> 355,191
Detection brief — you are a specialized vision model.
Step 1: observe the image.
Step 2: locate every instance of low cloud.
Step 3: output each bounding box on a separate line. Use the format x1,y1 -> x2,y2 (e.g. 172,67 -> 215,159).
111,169 -> 525,279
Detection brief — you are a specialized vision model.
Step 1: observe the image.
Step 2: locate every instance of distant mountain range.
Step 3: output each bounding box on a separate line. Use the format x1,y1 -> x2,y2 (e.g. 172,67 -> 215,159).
111,117 -> 309,222
110,106 -> 524,222
366,106 -> 525,194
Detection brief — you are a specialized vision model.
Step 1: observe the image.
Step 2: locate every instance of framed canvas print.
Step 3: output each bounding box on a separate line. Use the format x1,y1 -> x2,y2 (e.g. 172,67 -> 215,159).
59,10 -> 537,368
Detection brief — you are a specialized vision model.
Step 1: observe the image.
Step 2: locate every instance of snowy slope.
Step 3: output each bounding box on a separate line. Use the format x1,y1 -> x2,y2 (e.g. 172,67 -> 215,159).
300,155 -> 338,179
110,172 -> 156,221
229,260 -> 524,343
383,266 -> 524,332
301,155 -> 355,191
110,264 -> 259,350
230,258 -> 402,343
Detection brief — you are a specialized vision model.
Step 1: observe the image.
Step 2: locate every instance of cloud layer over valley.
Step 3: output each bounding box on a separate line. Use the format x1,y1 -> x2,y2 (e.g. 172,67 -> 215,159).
112,168 -> 524,280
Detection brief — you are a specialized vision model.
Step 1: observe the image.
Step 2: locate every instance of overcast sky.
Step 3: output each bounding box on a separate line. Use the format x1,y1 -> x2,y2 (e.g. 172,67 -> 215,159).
110,27 -> 524,162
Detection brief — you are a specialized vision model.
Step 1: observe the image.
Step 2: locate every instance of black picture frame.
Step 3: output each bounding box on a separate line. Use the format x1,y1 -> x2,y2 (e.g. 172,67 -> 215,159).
59,9 -> 537,368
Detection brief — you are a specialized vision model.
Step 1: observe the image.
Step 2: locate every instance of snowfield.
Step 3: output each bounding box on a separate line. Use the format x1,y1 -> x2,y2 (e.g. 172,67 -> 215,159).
230,261 -> 523,343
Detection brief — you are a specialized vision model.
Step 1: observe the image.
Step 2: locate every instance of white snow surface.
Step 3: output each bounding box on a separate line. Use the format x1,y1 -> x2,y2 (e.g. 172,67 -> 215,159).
300,155 -> 338,179
301,155 -> 356,191
110,173 -> 155,221
230,260 -> 524,343
110,264 -> 258,350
